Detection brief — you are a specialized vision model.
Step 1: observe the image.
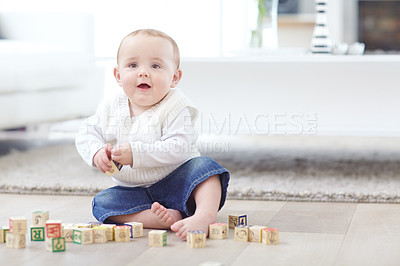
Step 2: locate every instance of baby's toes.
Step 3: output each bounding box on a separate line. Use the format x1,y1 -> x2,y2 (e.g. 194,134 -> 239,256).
170,220 -> 184,232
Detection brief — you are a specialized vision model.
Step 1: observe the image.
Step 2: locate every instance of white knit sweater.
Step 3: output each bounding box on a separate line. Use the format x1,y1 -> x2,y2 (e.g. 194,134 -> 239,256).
75,88 -> 201,187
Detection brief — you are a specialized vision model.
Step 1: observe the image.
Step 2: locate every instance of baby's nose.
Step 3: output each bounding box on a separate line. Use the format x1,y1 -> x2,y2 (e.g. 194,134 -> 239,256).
138,67 -> 149,77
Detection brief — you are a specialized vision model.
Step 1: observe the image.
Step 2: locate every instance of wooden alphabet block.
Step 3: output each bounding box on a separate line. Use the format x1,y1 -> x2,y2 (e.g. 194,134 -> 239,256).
114,226 -> 130,242
249,226 -> 267,243
187,230 -> 206,248
209,223 -> 228,240
262,228 -> 279,245
6,232 -> 26,249
0,227 -> 4,243
124,222 -> 144,238
80,228 -> 94,244
93,226 -> 108,243
2,226 -> 9,242
46,237 -> 66,252
63,227 -> 75,242
45,220 -> 62,238
31,227 -> 45,241
106,160 -> 123,176
148,230 -> 167,247
32,211 -> 49,227
9,217 -> 27,235
73,228 -> 93,244
234,225 -> 249,242
72,229 -> 82,244
100,224 -> 116,241
229,214 -> 247,229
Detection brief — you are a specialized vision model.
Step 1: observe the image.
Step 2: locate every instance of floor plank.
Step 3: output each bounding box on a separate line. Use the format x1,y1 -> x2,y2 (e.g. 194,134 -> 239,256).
267,202 -> 357,234
334,204 -> 400,266
232,232 -> 344,266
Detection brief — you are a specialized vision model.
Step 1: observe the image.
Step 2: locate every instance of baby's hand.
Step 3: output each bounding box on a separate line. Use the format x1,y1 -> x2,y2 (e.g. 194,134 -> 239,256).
111,143 -> 133,166
93,143 -> 113,173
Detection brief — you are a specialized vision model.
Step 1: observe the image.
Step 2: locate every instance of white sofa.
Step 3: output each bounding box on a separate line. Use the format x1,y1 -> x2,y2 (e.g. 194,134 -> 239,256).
0,12 -> 104,130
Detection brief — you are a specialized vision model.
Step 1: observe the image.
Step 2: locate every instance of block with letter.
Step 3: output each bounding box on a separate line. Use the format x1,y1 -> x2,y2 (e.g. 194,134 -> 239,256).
46,237 -> 66,252
229,214 -> 247,229
114,226 -> 130,242
45,220 -> 62,238
187,230 -> 206,248
249,226 -> 267,243
32,211 -> 49,227
93,226 -> 108,243
72,229 -> 82,244
209,223 -> 228,240
63,226 -> 75,242
9,217 -> 27,235
124,222 -> 144,238
234,225 -> 249,242
73,228 -> 93,244
2,226 -> 9,242
148,230 -> 167,247
0,227 -> 4,243
80,228 -> 94,244
262,228 -> 279,245
31,227 -> 45,241
101,224 -> 116,241
6,232 -> 26,249
106,160 -> 123,176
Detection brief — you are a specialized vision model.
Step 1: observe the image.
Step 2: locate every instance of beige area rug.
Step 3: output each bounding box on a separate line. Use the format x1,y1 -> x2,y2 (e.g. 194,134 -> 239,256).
1,135 -> 400,203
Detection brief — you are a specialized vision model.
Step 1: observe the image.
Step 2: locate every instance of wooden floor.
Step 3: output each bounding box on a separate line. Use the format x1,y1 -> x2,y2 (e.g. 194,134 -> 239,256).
1,194 -> 400,266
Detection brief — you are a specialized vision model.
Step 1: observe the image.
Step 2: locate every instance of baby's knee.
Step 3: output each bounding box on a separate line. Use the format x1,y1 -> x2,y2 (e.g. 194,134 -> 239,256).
186,156 -> 216,170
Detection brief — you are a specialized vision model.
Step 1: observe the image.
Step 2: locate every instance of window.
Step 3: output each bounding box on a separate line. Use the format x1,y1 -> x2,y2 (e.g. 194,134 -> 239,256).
0,0 -> 222,58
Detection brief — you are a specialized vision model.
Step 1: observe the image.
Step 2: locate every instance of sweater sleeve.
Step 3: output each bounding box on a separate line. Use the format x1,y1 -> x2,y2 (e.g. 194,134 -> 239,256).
75,114 -> 107,167
75,95 -> 118,167
130,107 -> 197,168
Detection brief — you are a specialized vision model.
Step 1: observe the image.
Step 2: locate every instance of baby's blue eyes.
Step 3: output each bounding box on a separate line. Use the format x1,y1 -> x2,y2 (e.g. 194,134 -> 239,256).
128,64 -> 161,69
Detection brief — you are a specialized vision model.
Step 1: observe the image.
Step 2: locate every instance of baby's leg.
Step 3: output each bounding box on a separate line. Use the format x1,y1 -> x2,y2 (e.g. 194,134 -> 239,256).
108,202 -> 182,229
171,174 -> 221,240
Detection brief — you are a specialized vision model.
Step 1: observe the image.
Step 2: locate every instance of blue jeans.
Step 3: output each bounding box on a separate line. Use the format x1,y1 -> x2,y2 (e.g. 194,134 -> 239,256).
92,156 -> 230,223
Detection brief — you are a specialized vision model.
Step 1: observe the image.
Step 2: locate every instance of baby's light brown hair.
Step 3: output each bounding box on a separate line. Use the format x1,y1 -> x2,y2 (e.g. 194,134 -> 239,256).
117,29 -> 181,68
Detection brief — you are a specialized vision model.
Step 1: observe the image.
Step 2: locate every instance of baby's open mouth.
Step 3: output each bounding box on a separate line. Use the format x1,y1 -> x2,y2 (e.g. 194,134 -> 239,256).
137,83 -> 151,89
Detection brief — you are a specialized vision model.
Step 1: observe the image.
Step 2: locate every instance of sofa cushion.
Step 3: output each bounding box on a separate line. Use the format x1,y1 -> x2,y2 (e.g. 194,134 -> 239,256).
0,40 -> 95,93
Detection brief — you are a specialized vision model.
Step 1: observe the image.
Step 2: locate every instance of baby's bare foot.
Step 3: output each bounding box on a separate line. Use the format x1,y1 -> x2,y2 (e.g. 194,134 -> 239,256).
170,213 -> 216,240
151,202 -> 182,228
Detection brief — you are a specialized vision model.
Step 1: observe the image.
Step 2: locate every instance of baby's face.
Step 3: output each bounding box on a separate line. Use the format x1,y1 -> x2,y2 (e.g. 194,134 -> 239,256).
115,34 -> 180,113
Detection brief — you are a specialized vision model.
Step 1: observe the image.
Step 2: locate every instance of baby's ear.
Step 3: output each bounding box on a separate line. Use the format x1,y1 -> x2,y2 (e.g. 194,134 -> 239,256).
171,69 -> 182,88
113,66 -> 123,87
